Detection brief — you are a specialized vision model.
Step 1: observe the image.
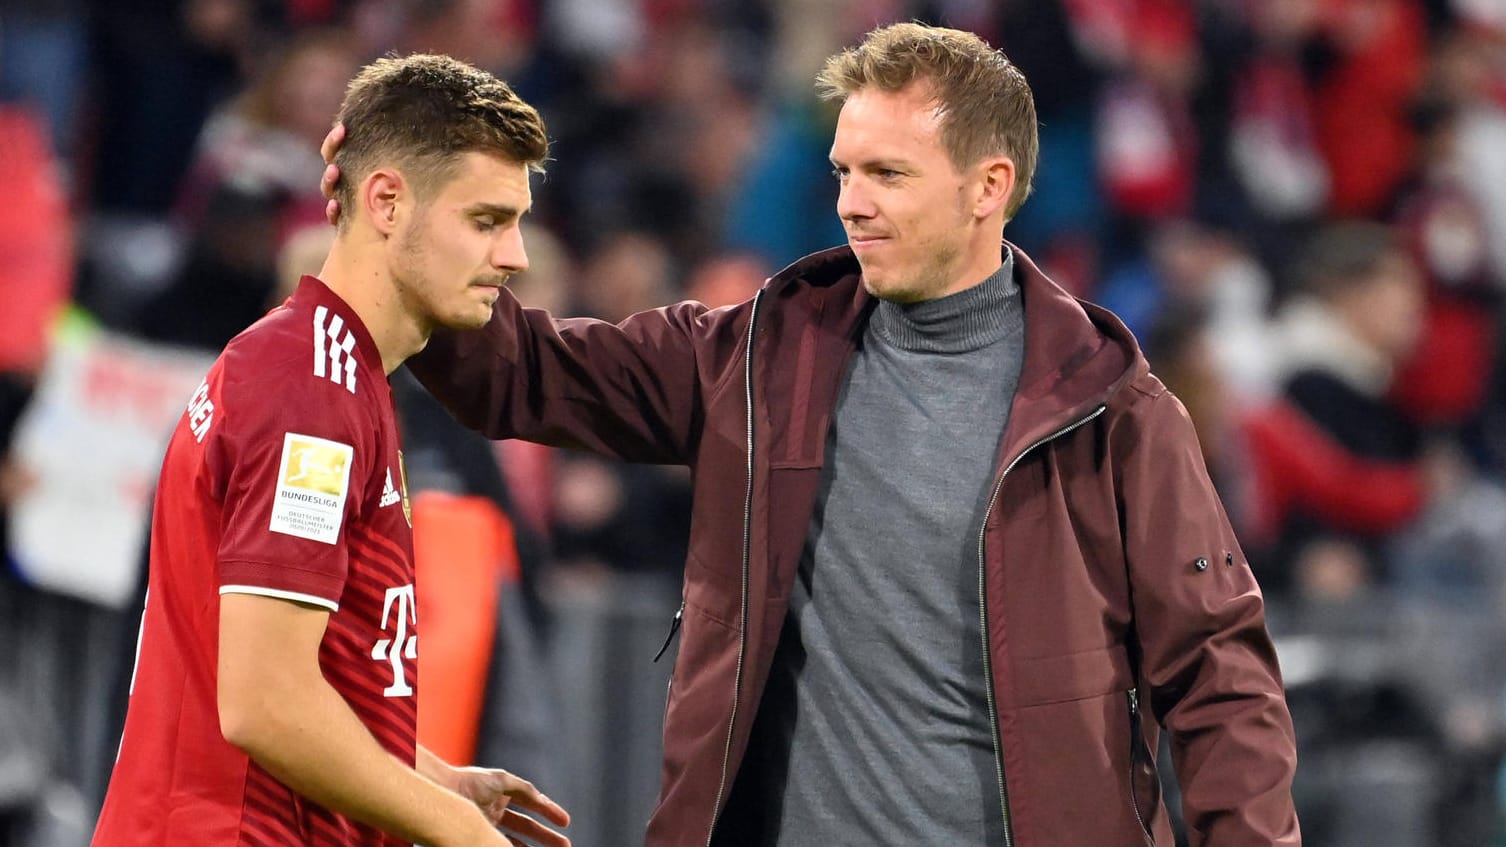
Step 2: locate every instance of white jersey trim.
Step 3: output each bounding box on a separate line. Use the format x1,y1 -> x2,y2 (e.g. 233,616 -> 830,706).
219,585 -> 340,612
313,305 -> 359,394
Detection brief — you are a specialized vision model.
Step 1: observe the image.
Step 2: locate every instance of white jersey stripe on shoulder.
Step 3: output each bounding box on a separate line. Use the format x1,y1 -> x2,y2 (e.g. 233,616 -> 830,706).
325,313 -> 347,383
341,333 -> 359,393
332,317 -> 355,393
310,304 -> 359,394
313,305 -> 329,379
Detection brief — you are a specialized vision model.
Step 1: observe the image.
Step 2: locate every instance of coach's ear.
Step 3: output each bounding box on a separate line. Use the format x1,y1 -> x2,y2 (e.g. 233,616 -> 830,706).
972,154 -> 1015,223
363,168 -> 407,237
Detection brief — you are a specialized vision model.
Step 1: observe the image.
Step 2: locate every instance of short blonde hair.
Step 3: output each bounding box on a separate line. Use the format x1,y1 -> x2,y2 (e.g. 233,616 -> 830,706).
816,23 -> 1038,218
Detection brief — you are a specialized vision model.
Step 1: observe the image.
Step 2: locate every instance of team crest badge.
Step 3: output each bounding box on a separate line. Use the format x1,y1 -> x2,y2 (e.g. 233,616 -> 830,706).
398,451 -> 411,527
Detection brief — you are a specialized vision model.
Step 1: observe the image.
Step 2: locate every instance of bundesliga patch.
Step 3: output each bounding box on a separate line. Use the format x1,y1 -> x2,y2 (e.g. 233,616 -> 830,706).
269,432 -> 354,544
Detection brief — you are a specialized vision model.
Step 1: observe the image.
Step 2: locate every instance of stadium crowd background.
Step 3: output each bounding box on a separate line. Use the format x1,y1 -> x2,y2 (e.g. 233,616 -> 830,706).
3,0 -> 1506,844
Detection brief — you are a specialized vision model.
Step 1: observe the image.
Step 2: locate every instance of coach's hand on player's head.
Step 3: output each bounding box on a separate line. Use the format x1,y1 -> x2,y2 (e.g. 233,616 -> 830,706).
453,765 -> 570,847
320,121 -> 346,225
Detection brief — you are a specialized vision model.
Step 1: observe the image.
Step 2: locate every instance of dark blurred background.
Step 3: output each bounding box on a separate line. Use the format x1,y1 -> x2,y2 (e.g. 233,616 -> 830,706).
3,1 -> 1506,845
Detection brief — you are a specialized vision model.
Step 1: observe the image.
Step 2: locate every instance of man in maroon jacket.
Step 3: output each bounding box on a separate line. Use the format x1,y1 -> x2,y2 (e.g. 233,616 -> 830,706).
326,21 -> 1300,847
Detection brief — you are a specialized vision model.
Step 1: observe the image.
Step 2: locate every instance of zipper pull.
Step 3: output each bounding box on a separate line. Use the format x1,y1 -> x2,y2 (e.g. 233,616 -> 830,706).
654,602 -> 685,662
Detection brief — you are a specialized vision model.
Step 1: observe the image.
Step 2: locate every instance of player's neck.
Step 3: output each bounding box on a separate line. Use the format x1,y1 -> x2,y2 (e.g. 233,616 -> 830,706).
318,238 -> 428,376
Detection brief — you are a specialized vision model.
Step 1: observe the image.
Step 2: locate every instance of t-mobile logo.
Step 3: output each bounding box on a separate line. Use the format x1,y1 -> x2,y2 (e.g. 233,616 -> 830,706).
371,584 -> 418,697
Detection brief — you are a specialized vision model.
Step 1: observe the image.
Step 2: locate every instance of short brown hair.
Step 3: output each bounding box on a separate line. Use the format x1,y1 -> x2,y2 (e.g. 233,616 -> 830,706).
816,23 -> 1038,218
333,54 -> 548,229
1295,221 -> 1405,301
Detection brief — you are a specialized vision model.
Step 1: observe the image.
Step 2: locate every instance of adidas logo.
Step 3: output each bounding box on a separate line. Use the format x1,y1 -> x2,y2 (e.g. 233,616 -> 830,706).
380,468 -> 401,508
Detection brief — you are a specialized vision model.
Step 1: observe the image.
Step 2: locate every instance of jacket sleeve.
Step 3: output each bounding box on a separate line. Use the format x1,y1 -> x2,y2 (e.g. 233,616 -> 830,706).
405,288 -> 749,465
1117,388 -> 1301,847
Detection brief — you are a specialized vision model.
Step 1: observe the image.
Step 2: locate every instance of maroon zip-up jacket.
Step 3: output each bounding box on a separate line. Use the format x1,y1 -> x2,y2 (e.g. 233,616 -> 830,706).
408,244 -> 1300,847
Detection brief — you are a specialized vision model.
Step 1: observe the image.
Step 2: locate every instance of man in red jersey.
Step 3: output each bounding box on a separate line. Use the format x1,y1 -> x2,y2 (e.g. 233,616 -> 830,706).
92,54 -> 570,847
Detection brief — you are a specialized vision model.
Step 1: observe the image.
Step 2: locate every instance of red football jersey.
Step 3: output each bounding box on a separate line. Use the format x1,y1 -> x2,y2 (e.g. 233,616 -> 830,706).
93,277 -> 419,846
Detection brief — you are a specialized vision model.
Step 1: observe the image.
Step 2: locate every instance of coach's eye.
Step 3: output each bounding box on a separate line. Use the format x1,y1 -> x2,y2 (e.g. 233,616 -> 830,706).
474,217 -> 497,232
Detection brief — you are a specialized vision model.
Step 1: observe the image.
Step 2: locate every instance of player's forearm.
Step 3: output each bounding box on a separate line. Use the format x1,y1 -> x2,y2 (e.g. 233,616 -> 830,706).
220,680 -> 485,847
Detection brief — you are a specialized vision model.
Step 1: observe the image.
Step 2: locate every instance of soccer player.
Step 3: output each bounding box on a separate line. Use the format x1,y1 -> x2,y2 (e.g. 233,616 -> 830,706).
91,55 -> 570,847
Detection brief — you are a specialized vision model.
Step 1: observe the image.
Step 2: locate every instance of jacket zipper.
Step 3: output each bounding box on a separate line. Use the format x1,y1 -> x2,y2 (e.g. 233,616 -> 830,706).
977,404 -> 1107,847
705,290 -> 762,846
654,601 -> 685,663
1128,688 -> 1154,844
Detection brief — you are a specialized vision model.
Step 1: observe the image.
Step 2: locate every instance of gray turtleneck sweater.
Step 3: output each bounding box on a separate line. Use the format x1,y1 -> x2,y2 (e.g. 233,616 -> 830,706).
722,256 -> 1026,846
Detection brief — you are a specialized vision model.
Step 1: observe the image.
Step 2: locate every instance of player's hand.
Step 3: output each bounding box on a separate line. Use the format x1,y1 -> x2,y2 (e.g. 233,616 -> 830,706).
452,765 -> 570,847
320,122 -> 346,225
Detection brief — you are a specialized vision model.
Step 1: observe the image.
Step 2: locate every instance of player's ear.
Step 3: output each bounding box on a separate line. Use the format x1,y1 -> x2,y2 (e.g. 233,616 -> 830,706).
363,168 -> 406,236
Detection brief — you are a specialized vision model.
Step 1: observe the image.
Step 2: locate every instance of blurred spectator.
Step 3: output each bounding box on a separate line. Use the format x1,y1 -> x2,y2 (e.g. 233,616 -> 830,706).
508,222 -> 574,314
723,0 -> 874,267
87,0 -> 274,215
993,0 -> 1107,259
1245,222 -> 1438,597
397,0 -> 539,74
1310,0 -> 1428,218
551,20 -> 761,264
549,231 -> 692,578
0,107 -> 73,559
1097,220 -> 1278,398
1389,93 -> 1498,432
0,0 -> 90,162
570,230 -> 677,322
273,224 -> 337,304
0,92 -> 78,847
1093,0 -> 1202,234
134,182 -> 282,351
0,109 -> 73,379
174,28 -> 362,243
1438,18 -> 1506,284
1227,0 -> 1329,227
1144,304 -> 1253,526
722,95 -> 845,271
125,29 -> 358,351
685,253 -> 769,308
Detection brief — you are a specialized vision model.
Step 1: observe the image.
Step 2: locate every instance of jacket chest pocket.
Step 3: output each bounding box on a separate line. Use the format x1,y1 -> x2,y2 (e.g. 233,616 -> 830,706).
1013,643 -> 1133,708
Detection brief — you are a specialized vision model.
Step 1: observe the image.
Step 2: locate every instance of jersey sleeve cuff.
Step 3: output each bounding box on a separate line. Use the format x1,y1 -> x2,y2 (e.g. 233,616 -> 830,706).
219,585 -> 340,611
219,558 -> 344,610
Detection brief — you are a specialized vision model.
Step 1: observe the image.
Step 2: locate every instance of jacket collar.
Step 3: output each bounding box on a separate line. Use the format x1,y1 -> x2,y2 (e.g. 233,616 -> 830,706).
762,242 -> 1147,463
1002,242 -> 1145,455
